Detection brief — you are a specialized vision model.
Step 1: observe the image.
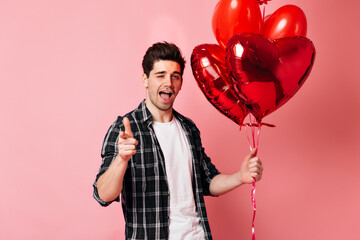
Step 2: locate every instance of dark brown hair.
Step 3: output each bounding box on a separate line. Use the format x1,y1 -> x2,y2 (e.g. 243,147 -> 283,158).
142,42 -> 186,77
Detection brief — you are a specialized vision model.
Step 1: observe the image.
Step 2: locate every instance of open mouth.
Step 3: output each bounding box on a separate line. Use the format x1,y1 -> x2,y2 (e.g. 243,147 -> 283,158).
159,91 -> 173,101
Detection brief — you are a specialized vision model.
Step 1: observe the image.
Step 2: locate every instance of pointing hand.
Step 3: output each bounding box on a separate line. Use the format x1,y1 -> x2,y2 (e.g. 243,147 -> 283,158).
117,117 -> 138,162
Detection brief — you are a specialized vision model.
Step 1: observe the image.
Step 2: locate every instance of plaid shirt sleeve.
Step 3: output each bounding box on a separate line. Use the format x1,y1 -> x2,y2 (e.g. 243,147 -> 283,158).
199,146 -> 221,196
93,116 -> 123,207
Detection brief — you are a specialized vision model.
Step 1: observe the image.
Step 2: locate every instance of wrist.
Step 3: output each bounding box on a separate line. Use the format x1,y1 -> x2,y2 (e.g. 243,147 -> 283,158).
235,171 -> 244,186
114,155 -> 129,168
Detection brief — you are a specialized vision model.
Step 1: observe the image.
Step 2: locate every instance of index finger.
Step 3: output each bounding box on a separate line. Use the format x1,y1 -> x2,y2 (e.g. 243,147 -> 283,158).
123,117 -> 133,137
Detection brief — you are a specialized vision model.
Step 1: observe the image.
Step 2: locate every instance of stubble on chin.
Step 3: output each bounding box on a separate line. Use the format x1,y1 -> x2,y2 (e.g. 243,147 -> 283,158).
155,101 -> 173,112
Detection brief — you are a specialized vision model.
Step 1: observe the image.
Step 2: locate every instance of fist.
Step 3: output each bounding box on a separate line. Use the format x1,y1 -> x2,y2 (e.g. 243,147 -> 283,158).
117,117 -> 138,162
240,148 -> 264,183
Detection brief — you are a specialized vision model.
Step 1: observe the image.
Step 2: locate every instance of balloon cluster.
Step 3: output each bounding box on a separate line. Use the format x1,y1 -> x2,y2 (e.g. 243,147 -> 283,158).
191,0 -> 316,124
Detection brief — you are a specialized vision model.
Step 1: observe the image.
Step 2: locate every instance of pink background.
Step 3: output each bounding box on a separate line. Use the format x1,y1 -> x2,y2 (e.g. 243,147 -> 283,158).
1,0 -> 359,239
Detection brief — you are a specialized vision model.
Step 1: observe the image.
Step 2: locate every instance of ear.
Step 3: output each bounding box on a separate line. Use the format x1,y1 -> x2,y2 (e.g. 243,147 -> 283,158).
142,73 -> 148,88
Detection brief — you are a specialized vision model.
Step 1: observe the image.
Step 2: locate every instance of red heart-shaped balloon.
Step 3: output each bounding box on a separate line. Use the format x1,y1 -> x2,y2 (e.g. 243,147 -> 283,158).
212,0 -> 262,48
191,44 -> 248,125
263,5 -> 307,39
226,33 -> 315,122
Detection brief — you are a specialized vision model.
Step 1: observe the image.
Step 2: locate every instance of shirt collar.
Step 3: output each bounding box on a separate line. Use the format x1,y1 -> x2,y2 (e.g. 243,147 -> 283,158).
135,100 -> 153,125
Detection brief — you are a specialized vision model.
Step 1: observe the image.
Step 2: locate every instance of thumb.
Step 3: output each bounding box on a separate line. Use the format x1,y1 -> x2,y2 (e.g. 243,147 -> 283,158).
122,117 -> 133,137
246,148 -> 258,161
242,148 -> 257,169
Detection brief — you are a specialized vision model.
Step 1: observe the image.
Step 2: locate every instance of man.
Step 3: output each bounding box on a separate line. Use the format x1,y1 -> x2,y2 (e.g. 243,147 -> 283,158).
93,42 -> 263,240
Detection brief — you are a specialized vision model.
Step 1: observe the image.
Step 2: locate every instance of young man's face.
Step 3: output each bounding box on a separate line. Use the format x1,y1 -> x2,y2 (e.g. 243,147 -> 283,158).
143,60 -> 182,112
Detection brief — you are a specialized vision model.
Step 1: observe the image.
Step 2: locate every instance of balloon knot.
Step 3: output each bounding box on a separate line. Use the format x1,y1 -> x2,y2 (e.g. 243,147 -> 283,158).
258,0 -> 271,5
241,122 -> 275,128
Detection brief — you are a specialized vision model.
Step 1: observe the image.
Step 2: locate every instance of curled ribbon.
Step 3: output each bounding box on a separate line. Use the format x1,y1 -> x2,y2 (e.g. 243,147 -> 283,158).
246,114 -> 260,240
251,178 -> 256,240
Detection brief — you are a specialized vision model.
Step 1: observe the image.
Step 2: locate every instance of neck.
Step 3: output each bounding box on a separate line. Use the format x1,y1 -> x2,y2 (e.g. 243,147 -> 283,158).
145,99 -> 174,123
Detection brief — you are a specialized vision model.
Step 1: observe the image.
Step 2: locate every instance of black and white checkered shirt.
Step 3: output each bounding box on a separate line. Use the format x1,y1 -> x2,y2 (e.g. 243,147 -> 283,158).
93,100 -> 220,240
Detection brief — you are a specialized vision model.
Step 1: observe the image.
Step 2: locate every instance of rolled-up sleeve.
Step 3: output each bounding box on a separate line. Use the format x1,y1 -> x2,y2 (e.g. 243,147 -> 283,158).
93,117 -> 123,206
190,124 -> 221,196
199,146 -> 221,196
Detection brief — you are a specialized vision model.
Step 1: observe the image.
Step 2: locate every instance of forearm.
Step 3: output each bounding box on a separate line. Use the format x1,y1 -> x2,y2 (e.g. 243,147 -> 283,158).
209,172 -> 243,196
96,155 -> 128,202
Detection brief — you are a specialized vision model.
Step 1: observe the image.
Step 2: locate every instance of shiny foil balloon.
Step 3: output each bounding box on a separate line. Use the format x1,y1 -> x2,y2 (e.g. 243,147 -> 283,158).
226,33 -> 316,122
263,5 -> 307,40
191,44 -> 248,125
212,0 -> 262,48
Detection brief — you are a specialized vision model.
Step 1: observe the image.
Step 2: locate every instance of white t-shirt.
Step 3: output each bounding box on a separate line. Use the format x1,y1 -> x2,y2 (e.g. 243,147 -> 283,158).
152,117 -> 205,240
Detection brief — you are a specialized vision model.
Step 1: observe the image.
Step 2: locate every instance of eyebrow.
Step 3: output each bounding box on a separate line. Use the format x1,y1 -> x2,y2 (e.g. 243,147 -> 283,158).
154,71 -> 166,75
154,71 -> 181,75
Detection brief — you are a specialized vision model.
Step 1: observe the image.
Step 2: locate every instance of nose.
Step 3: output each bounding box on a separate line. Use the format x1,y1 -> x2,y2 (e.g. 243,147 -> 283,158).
163,74 -> 173,87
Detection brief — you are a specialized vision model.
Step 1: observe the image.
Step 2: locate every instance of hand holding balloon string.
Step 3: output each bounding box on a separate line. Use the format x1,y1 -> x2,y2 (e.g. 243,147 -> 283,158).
239,147 -> 263,184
